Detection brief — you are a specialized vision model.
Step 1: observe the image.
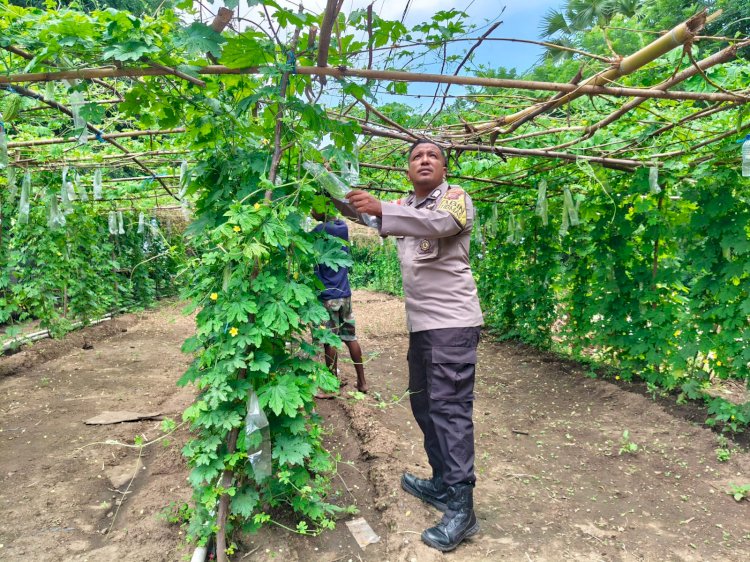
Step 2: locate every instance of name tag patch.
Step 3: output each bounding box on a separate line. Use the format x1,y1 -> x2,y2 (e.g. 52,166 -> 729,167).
437,188 -> 467,227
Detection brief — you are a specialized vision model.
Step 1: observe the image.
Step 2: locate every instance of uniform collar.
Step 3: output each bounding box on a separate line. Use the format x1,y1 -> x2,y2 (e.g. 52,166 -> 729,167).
409,181 -> 449,208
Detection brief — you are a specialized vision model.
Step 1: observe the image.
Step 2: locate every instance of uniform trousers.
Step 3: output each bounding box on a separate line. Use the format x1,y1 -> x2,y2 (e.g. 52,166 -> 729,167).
407,326 -> 481,487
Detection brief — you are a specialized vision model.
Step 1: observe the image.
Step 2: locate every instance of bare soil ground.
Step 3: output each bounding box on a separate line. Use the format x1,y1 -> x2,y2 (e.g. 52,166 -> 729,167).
1,292 -> 748,562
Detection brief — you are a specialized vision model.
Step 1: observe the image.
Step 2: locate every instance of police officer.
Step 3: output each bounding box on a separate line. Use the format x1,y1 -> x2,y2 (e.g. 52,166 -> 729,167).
343,139 -> 483,552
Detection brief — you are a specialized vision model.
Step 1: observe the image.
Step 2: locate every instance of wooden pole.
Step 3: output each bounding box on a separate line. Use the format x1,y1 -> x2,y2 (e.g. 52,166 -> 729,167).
1,65 -> 747,104
7,128 -> 186,149
357,123 -> 642,171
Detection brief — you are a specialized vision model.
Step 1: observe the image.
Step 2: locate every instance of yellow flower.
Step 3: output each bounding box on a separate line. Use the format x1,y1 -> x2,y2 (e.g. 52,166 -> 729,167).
233,225 -> 241,232
615,376 -> 621,380
254,203 -> 261,211
716,361 -> 722,366
210,292 -> 218,301
229,327 -> 239,337
673,329 -> 682,337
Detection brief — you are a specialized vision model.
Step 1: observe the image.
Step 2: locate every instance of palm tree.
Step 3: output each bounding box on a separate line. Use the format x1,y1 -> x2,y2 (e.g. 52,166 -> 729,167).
540,0 -> 642,60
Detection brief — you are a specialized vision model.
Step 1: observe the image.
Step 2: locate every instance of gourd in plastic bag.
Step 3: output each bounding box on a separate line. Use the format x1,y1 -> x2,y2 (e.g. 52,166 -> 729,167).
138,212 -> 145,233
47,192 -> 66,230
486,203 -> 498,237
45,82 -> 55,102
61,182 -> 74,214
181,198 -> 191,220
69,91 -> 88,144
304,161 -> 379,228
245,389 -> 272,481
93,168 -> 103,200
18,170 -> 31,224
506,212 -> 522,244
178,161 -> 189,199
0,115 -> 7,168
304,161 -> 349,199
117,211 -> 125,234
559,202 -> 570,237
76,172 -> 89,201
108,211 -> 118,235
649,166 -> 661,194
562,187 -> 579,226
535,180 -> 548,226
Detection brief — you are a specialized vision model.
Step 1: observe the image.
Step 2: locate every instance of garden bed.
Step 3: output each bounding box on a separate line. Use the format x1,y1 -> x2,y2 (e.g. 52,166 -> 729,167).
0,293 -> 748,561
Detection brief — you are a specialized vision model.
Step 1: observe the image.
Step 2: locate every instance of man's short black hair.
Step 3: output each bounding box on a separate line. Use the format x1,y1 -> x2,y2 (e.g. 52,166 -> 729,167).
408,139 -> 447,167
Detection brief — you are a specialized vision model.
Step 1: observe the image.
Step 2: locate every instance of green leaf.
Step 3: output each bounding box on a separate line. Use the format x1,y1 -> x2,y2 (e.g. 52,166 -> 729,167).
175,23 -> 227,58
231,488 -> 260,517
259,376 -> 304,417
102,40 -> 159,62
274,433 -> 313,466
220,34 -> 274,68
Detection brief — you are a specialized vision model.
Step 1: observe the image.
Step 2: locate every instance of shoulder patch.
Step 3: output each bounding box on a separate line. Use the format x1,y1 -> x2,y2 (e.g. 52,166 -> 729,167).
437,189 -> 467,228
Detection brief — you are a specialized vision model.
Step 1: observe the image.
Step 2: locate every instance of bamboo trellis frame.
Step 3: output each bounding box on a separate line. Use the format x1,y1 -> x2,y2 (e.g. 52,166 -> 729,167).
1,8 -> 748,196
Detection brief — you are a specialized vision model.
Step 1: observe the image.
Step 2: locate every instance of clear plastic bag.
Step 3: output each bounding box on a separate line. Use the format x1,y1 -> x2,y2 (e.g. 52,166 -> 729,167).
47,192 -> 66,230
304,161 -> 379,228
506,212 -> 522,244
649,166 -> 661,194
304,161 -> 349,199
108,211 -> 118,235
18,170 -> 31,224
340,151 -> 360,187
180,198 -> 191,220
45,81 -> 56,102
76,172 -> 89,201
535,180 -> 548,226
563,187 -> 579,226
486,203 -> 498,236
0,117 -> 8,168
178,161 -> 189,199
117,210 -> 125,234
138,212 -> 145,234
61,181 -> 74,214
245,389 -> 272,482
93,168 -> 103,200
69,91 -> 88,144
559,202 -> 570,237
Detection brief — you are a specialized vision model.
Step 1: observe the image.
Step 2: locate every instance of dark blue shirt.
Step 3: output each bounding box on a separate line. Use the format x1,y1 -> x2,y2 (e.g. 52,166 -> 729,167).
314,219 -> 352,300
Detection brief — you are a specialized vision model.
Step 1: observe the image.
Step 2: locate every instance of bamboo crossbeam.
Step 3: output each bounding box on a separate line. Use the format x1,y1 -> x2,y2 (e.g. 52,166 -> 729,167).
7,128 -> 186,148
360,162 -> 532,190
13,150 -> 188,165
356,123 -> 642,171
1,65 -> 746,104
545,38 -> 750,152
102,174 -> 179,182
473,11 -> 711,137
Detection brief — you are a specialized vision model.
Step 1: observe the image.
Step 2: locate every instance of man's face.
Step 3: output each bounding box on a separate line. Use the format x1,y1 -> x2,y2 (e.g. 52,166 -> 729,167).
407,143 -> 446,191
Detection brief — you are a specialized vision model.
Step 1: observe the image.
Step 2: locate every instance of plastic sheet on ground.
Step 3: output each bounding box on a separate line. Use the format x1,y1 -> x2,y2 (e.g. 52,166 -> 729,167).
345,517 -> 381,549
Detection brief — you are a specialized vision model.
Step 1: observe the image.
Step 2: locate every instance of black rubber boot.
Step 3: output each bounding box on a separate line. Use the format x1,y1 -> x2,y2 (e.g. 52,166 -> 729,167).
421,483 -> 479,552
401,472 -> 449,512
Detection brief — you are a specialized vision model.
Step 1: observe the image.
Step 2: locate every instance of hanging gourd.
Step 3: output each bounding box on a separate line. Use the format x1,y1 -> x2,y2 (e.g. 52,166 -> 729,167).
18,170 -> 31,224
535,180 -> 548,226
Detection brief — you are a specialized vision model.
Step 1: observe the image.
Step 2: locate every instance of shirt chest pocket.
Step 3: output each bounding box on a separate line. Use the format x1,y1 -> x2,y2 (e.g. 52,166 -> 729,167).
413,238 -> 439,261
